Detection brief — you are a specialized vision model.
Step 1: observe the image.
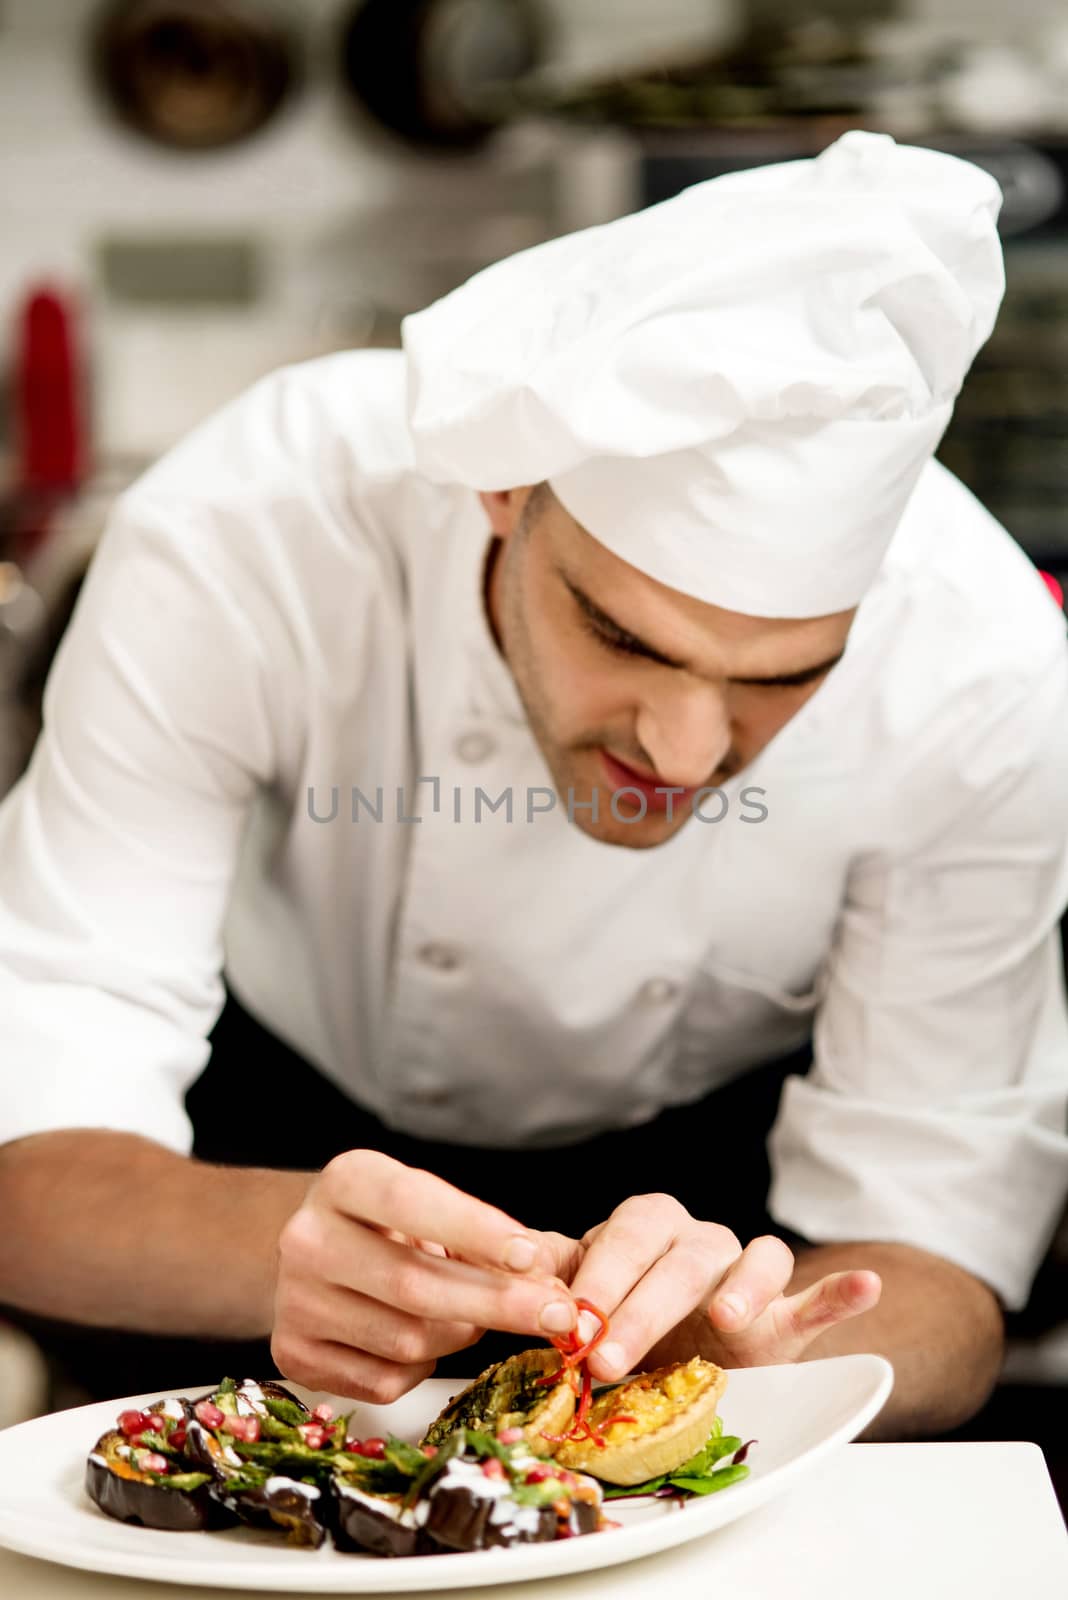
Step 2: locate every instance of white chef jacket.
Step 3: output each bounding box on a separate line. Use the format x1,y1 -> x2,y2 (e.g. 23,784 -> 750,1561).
2,351 -> 1067,1313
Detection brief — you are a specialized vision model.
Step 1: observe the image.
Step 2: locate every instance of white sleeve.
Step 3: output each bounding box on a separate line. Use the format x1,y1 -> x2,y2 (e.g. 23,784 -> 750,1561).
0,487 -> 280,1154
768,651 -> 1068,1310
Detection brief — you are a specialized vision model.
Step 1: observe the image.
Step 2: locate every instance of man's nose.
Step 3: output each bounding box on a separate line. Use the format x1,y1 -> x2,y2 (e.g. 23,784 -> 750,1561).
635,679 -> 731,789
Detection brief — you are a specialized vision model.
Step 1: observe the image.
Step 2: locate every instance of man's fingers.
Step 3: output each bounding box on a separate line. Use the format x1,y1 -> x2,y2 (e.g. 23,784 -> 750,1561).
705,1234 -> 797,1332
583,1230 -> 740,1380
570,1197 -> 741,1378
281,1277 -> 483,1366
537,1230 -> 587,1285
282,1204 -> 576,1338
782,1269 -> 882,1347
271,1331 -> 437,1407
319,1150 -> 557,1277
569,1194 -> 689,1325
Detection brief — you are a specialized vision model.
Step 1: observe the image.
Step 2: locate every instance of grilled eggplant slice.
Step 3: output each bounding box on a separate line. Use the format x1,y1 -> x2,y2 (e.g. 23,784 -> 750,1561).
421,1349 -> 575,1455
181,1381 -> 329,1546
86,1423 -> 223,1532
419,1443 -> 602,1552
332,1480 -> 424,1557
552,1357 -> 727,1486
212,1473 -> 328,1547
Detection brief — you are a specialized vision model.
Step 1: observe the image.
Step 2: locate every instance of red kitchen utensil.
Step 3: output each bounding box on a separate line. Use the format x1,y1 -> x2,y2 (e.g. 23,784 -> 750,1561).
13,286 -> 87,495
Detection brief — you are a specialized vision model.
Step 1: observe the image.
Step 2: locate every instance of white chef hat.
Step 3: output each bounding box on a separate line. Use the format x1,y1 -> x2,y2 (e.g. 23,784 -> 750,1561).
402,130 -> 1004,617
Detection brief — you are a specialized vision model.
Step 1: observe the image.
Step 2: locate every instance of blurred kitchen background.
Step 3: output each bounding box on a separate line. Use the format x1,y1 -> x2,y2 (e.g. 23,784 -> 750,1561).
1,0 -> 1066,1500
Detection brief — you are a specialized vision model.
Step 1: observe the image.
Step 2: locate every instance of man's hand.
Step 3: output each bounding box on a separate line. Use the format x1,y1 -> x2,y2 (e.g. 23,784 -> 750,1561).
271,1150 -> 580,1402
563,1193 -> 882,1381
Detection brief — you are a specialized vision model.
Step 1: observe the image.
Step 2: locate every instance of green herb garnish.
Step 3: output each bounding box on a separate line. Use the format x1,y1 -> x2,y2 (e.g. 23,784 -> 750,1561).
263,1397 -> 308,1429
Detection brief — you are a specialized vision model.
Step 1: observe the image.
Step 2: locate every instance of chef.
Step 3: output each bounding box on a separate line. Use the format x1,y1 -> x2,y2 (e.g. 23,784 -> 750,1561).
0,132 -> 1066,1441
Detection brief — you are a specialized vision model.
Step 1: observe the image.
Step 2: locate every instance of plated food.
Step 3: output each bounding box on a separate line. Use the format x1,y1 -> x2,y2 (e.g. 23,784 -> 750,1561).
85,1308 -> 754,1560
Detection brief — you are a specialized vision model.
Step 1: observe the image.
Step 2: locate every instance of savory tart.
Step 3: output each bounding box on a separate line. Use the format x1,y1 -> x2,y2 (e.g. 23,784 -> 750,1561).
552,1356 -> 728,1485
420,1348 -> 576,1455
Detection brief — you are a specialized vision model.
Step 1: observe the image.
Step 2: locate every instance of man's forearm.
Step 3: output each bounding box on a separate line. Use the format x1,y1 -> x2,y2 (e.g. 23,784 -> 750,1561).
789,1240 -> 1005,1439
0,1130 -> 312,1337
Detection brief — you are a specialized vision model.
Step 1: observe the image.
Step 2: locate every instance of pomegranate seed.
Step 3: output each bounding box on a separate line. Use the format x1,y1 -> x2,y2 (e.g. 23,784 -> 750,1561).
118,1410 -> 149,1438
496,1427 -> 523,1445
481,1456 -> 507,1480
312,1403 -> 334,1423
354,1437 -> 386,1459
136,1451 -> 169,1474
422,1444 -> 438,1458
556,1469 -> 578,1487
142,1413 -> 166,1434
524,1464 -> 554,1484
299,1424 -> 327,1449
194,1401 -> 225,1429
223,1414 -> 261,1443
170,1427 -> 188,1452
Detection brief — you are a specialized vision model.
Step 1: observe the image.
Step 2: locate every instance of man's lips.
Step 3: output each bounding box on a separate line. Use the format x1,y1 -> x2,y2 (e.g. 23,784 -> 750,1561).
598,750 -> 701,813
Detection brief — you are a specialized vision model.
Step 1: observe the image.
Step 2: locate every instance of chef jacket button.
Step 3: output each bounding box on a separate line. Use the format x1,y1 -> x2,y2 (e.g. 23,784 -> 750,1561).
418,941 -> 462,972
455,730 -> 497,764
639,976 -> 679,1006
408,1084 -> 453,1107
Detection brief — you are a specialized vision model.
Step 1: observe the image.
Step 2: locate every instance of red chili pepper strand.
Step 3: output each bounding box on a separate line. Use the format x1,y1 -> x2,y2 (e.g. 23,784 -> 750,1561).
535,1298 -> 611,1388
574,1364 -> 593,1432
535,1300 -> 639,1448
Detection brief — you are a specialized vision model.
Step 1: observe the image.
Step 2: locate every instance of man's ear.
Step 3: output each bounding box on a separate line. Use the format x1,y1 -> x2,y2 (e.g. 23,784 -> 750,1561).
478,488 -> 532,539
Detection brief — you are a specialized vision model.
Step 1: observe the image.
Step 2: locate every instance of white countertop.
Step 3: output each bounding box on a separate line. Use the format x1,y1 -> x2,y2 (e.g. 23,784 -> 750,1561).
0,1441 -> 1064,1599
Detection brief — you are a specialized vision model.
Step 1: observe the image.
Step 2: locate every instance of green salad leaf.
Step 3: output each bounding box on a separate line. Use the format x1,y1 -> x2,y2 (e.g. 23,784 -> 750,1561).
600,1419 -> 753,1501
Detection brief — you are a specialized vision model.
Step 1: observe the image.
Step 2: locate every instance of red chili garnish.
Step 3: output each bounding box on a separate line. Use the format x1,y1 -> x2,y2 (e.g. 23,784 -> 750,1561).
535,1301 -> 639,1449
535,1298 -> 611,1388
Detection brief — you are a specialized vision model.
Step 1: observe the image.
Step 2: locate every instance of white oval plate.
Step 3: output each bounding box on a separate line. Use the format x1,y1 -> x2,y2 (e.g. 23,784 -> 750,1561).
0,1354 -> 892,1592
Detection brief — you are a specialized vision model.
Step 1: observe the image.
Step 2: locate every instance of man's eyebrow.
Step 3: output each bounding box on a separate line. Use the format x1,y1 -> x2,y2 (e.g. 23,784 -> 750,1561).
731,653 -> 844,688
562,573 -> 844,687
563,576 -> 685,667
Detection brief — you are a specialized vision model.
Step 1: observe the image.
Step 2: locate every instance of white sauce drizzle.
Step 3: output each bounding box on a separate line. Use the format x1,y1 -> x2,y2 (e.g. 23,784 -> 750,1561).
264,1476 -> 320,1501
336,1481 -> 418,1529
